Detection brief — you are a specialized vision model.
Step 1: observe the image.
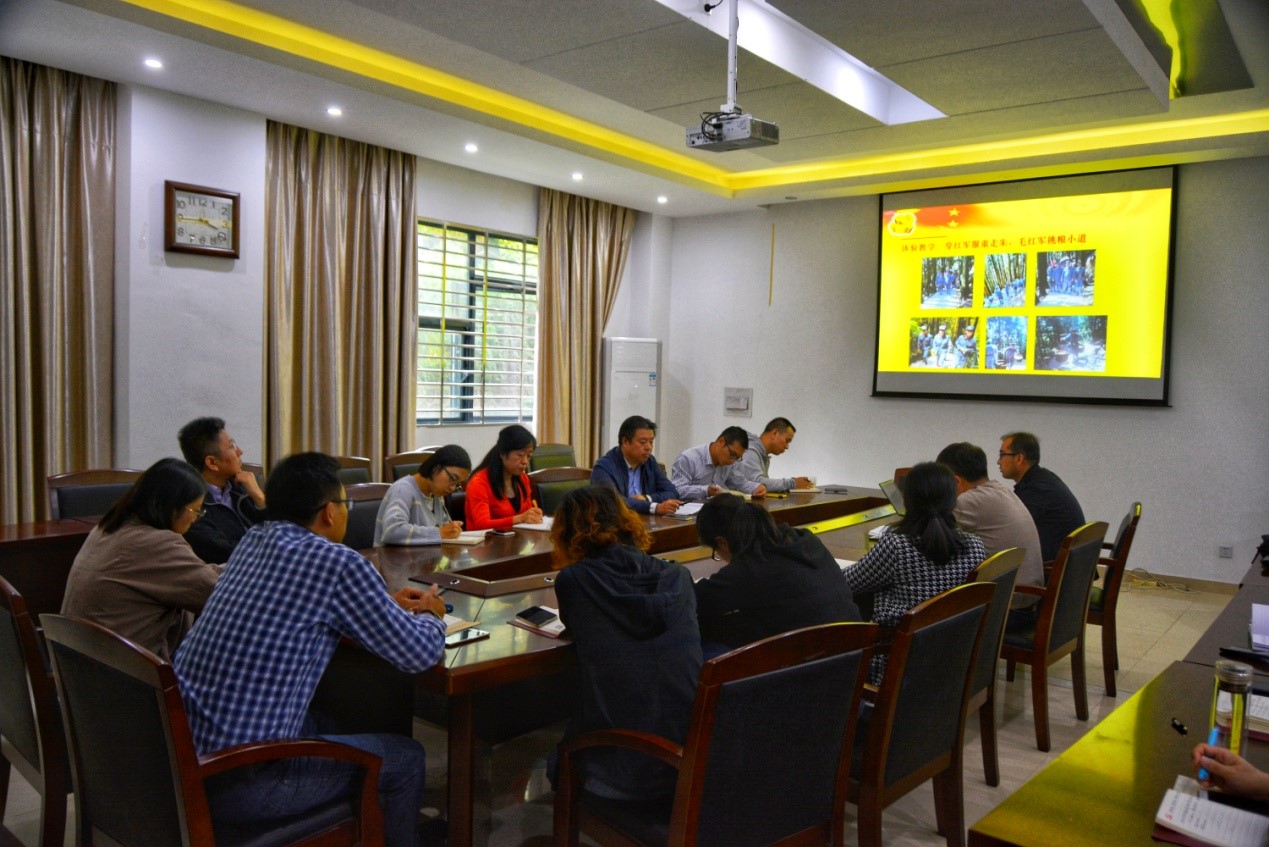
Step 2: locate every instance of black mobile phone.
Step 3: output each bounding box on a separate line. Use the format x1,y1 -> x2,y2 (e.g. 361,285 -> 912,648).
445,628 -> 489,647
516,606 -> 557,626
490,530 -> 516,537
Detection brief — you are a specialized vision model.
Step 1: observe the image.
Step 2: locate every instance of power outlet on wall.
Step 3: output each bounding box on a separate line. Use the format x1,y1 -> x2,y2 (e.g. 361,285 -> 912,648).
1218,545 -> 1234,559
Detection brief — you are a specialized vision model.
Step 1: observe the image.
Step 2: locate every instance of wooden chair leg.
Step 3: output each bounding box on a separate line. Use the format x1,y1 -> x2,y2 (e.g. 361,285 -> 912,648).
0,758 -> 10,819
856,791 -> 884,847
1072,642 -> 1089,722
979,693 -> 1000,787
1005,660 -> 1016,682
39,789 -> 67,847
1102,623 -> 1119,697
1030,660 -> 1051,752
933,762 -> 965,847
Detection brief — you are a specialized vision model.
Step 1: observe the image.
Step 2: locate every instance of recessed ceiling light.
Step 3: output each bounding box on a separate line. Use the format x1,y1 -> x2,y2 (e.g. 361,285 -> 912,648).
571,172 -> 584,181
656,196 -> 669,205
464,142 -> 478,153
143,58 -> 163,69
326,106 -> 343,117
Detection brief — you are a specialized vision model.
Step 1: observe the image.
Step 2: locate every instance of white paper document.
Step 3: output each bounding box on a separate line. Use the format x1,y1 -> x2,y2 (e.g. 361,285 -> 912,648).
514,516 -> 554,531
1154,775 -> 1269,847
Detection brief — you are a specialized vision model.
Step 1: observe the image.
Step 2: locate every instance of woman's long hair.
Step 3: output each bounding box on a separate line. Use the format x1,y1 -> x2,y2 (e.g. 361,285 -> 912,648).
891,461 -> 964,566
551,485 -> 650,568
695,493 -> 791,560
474,424 -> 536,501
99,458 -> 207,534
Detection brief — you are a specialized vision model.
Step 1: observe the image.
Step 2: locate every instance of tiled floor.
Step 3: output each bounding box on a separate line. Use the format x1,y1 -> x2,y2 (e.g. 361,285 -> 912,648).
1,581 -> 1231,846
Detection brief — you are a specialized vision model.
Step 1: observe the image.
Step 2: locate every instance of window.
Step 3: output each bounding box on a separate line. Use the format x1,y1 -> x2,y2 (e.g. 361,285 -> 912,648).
416,221 -> 538,424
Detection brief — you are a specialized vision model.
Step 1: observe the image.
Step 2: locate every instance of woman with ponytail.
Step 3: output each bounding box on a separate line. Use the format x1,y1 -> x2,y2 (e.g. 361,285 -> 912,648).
694,493 -> 859,654
844,462 -> 986,677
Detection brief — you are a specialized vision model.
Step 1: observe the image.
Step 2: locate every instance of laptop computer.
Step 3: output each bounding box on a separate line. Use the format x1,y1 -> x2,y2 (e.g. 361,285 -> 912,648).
879,479 -> 906,516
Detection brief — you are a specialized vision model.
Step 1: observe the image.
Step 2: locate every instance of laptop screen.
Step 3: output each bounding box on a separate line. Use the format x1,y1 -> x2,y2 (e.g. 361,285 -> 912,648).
879,479 -> 906,516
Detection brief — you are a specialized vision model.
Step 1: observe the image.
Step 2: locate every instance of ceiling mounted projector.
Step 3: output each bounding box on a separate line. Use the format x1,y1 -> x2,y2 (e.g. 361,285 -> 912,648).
685,0 -> 778,153
686,112 -> 779,151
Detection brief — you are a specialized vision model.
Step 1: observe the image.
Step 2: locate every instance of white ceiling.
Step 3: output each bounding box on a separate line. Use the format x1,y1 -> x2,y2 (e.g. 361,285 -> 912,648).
1,0 -> 1267,216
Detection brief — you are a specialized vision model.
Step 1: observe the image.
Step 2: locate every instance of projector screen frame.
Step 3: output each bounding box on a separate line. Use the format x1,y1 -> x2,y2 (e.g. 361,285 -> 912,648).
871,167 -> 1178,408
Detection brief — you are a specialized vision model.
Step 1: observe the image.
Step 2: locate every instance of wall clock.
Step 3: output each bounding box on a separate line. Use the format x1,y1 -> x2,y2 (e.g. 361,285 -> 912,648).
164,180 -> 239,258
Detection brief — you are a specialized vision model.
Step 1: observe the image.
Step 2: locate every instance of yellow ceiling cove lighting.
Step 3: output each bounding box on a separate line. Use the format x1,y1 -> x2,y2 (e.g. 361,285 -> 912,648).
120,0 -> 1267,197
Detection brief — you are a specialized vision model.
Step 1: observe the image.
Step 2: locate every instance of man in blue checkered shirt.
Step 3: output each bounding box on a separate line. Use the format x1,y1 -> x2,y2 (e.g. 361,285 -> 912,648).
174,452 -> 448,846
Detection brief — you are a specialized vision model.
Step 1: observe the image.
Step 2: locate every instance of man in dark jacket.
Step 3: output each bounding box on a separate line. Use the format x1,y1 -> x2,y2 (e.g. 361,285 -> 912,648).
998,431 -> 1085,562
590,415 -> 682,515
178,417 -> 266,563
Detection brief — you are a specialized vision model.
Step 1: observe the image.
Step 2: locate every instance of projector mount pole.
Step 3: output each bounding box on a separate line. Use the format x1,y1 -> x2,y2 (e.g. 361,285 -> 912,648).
723,0 -> 740,114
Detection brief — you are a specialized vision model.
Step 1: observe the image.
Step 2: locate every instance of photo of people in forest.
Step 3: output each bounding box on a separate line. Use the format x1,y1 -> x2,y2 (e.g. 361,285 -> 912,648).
920,255 -> 974,309
985,316 -> 1028,370
908,316 -> 979,369
1034,316 -> 1107,372
983,253 -> 1026,308
1035,250 -> 1095,306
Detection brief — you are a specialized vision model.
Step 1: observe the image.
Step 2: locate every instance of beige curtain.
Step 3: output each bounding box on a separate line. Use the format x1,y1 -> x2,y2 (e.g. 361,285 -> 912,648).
536,188 -> 637,466
0,57 -> 115,523
264,122 -> 416,471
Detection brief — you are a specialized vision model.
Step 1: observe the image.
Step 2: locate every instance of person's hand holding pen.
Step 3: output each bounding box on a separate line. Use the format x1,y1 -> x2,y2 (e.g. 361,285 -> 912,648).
1192,742 -> 1269,801
439,520 -> 464,539
517,500 -> 544,525
393,584 -> 449,619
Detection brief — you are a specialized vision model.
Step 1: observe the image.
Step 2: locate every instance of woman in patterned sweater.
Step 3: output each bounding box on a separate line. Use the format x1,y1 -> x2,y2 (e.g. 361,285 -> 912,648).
844,461 -> 986,679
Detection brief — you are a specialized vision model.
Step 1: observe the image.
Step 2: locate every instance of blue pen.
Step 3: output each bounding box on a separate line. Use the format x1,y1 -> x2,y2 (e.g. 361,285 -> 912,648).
1197,726 -> 1220,781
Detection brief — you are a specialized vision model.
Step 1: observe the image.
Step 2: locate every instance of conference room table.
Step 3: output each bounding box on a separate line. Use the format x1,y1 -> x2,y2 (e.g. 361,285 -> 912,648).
0,516 -> 95,617
969,557 -> 1269,845
333,489 -> 893,847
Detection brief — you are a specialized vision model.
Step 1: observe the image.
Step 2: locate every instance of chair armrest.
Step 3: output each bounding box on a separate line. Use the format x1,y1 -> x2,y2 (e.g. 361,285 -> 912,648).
1041,560 -> 1054,581
555,730 -> 684,847
557,729 -> 683,769
1101,541 -> 1114,551
1014,584 -> 1046,597
199,739 -> 383,778
861,683 -> 879,703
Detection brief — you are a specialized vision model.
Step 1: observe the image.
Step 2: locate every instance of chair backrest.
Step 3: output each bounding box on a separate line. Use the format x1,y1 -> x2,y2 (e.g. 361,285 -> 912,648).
383,450 -> 433,482
669,621 -> 878,845
530,443 -> 577,472
41,614 -> 212,847
860,582 -> 994,790
46,469 -> 144,520
343,482 -> 390,550
1092,503 -> 1141,615
528,467 -> 592,516
892,467 -> 911,491
334,456 -> 372,485
1042,521 -> 1110,649
0,576 -> 67,794
966,548 -> 1025,698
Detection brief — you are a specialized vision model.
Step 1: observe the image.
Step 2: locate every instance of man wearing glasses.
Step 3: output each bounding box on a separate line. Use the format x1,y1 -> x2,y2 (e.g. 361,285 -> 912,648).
671,426 -> 766,501
997,431 -> 1085,563
178,416 -> 266,563
175,452 -> 448,847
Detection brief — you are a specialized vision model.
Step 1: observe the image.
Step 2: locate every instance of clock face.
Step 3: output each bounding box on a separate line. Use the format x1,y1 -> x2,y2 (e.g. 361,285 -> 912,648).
165,182 -> 239,257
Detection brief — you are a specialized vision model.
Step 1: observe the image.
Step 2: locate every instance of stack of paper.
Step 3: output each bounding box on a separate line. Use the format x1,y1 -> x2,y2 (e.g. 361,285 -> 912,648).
1154,775 -> 1269,847
1248,694 -> 1269,740
514,516 -> 554,531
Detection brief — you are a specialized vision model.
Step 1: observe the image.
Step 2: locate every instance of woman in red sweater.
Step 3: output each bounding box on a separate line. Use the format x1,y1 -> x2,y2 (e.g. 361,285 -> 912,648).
464,424 -> 545,531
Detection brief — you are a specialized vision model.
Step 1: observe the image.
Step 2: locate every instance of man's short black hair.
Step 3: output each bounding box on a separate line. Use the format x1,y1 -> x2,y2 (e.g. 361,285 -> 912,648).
936,442 -> 988,482
718,426 -> 749,449
618,415 -> 656,444
1002,431 -> 1040,464
762,417 -> 796,436
266,452 -> 342,526
178,417 -> 225,469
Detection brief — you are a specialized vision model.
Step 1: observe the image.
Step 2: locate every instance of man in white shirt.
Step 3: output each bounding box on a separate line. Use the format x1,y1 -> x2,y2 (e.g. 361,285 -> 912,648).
936,441 -> 1044,610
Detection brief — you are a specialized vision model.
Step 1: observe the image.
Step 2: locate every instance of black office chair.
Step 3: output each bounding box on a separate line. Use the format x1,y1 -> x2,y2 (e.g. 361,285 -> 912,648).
342,482 -> 390,550
1002,521 -> 1110,751
529,443 -> 577,472
0,576 -> 69,847
528,467 -> 592,517
46,469 -> 144,520
40,614 -> 384,847
554,621 -> 878,847
964,548 -> 1025,786
847,582 -> 994,847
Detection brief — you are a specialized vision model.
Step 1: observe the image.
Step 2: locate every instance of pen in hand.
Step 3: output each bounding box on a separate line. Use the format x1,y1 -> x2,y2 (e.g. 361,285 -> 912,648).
1197,726 -> 1220,781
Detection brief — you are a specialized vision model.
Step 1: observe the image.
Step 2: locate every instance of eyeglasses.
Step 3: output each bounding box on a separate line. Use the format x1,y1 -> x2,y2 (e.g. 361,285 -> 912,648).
185,506 -> 207,520
725,445 -> 744,461
998,451 -> 1020,458
444,468 -> 464,489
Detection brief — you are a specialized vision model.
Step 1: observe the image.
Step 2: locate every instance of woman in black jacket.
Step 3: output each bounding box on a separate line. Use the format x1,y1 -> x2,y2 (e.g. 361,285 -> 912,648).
694,493 -> 861,654
550,485 -> 702,801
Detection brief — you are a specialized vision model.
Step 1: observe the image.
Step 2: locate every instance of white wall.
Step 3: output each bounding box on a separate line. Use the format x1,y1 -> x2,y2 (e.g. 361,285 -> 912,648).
650,157 -> 1269,584
113,85 -> 266,468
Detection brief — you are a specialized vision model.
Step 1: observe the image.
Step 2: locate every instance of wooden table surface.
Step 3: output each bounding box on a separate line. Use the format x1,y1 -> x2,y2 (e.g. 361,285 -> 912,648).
969,660 -> 1269,847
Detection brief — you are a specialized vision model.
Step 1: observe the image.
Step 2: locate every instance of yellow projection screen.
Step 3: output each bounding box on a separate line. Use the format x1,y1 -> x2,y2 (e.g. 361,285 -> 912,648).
873,168 -> 1175,405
